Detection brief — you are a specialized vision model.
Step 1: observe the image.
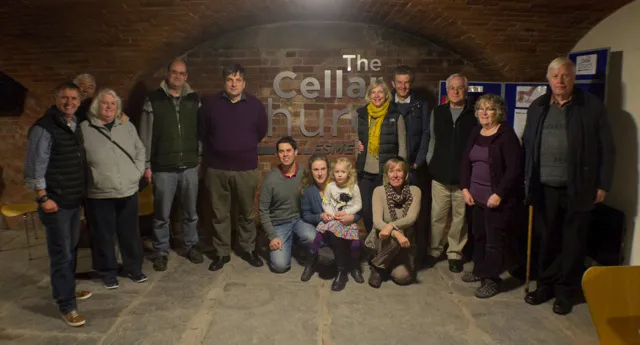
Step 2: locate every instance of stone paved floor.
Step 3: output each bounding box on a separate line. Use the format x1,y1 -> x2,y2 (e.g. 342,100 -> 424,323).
0,227 -> 599,345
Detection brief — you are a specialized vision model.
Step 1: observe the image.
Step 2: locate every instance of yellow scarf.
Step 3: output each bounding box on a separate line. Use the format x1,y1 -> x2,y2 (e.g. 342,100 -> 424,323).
366,100 -> 390,158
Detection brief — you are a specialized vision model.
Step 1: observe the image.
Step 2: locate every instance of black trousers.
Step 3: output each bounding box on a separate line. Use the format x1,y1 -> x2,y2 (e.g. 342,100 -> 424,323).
471,204 -> 510,279
358,172 -> 383,234
87,193 -> 143,279
536,185 -> 592,297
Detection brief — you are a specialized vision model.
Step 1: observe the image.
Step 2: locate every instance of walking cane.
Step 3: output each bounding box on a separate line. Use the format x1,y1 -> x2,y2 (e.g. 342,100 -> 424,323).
525,205 -> 534,294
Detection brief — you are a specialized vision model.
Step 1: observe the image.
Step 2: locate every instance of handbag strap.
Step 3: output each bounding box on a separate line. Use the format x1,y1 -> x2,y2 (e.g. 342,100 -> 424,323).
90,123 -> 139,170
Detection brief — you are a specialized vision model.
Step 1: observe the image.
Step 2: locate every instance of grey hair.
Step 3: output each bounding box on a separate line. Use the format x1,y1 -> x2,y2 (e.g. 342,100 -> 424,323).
445,73 -> 468,90
546,57 -> 576,79
73,73 -> 96,86
475,94 -> 507,123
365,78 -> 392,103
89,88 -> 123,120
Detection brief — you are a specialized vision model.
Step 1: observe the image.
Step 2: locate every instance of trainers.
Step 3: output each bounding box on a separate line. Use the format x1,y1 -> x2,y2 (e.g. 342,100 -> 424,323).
475,279 -> 500,299
75,290 -> 92,300
186,248 -> 204,264
61,310 -> 86,327
128,272 -> 148,283
461,272 -> 481,283
103,277 -> 119,290
153,255 -> 168,271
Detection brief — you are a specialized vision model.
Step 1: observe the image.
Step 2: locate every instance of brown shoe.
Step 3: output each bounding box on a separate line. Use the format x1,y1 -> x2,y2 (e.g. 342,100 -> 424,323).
61,310 -> 86,327
75,290 -> 92,300
368,266 -> 383,288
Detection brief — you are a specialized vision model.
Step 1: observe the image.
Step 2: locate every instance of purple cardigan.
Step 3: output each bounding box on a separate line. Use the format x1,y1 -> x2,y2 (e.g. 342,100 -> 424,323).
459,123 -> 524,205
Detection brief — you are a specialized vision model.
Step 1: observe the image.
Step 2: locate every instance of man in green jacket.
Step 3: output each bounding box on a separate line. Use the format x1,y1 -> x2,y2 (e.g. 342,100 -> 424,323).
139,59 -> 204,271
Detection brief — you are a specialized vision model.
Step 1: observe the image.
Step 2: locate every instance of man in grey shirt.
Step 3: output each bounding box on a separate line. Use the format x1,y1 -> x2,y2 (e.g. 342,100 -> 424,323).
259,136 -> 316,273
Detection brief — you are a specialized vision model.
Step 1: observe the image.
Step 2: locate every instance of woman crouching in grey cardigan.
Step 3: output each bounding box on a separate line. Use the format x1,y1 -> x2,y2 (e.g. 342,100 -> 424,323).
80,88 -> 147,289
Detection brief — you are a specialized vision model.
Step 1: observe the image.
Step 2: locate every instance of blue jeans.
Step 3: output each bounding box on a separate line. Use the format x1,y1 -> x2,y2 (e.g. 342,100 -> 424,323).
152,167 -> 199,256
39,206 -> 82,314
269,218 -> 316,273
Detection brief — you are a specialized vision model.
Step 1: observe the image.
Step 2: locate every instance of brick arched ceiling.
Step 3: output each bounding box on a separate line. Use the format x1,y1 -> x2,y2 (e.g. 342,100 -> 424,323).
0,0 -> 631,99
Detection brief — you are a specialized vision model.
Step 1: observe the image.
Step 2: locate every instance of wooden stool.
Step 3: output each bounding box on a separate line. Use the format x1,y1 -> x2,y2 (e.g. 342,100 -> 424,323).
1,202 -> 39,260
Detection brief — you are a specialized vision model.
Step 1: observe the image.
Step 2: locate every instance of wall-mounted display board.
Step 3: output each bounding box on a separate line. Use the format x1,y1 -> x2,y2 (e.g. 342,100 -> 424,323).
568,48 -> 610,103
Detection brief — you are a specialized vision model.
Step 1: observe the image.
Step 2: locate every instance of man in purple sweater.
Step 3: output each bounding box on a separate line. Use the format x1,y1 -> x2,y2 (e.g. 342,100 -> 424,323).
199,64 -> 268,271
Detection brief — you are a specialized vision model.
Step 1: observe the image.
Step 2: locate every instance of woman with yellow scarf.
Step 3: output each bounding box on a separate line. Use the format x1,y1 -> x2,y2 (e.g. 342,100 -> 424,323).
355,78 -> 407,236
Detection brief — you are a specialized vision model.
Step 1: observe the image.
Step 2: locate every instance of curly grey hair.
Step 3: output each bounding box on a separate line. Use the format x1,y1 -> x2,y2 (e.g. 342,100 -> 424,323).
89,88 -> 122,120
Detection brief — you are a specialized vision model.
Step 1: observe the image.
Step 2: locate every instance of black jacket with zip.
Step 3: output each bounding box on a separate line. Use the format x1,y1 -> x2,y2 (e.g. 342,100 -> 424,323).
428,101 -> 477,186
523,88 -> 615,211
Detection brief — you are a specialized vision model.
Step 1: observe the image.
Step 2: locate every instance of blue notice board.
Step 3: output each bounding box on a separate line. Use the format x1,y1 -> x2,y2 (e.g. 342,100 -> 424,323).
504,83 -> 548,141
438,81 -> 503,106
568,48 -> 609,102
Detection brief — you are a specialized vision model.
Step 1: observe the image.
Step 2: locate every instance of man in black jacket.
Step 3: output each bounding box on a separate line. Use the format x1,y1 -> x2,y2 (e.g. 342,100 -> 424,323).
24,82 -> 91,327
390,65 -> 430,183
426,73 -> 477,273
523,57 -> 615,315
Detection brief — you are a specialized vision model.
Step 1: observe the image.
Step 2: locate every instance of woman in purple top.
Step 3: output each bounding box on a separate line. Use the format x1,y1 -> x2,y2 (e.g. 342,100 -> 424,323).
459,94 -> 523,299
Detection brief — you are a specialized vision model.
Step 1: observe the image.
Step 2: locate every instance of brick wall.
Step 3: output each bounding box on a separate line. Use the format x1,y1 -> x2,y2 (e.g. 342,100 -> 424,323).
0,94 -> 47,204
1,22 -> 488,204
138,23 -> 488,179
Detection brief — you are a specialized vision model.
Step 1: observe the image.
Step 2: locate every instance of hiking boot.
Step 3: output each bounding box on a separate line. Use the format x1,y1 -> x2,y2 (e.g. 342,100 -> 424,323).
186,248 -> 204,264
153,255 -> 168,272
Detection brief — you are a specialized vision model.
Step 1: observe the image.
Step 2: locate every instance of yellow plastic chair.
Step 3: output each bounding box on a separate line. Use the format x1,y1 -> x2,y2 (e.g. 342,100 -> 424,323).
139,184 -> 154,216
582,266 -> 640,345
1,202 -> 39,260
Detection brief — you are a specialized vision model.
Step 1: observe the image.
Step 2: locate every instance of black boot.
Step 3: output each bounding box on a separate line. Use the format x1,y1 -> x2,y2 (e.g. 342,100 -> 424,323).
331,270 -> 349,291
368,266 -> 383,288
300,251 -> 317,282
350,260 -> 364,284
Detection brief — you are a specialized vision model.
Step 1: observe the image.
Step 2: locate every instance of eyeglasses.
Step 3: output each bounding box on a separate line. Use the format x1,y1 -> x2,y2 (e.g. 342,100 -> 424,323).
169,71 -> 187,77
477,107 -> 497,113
